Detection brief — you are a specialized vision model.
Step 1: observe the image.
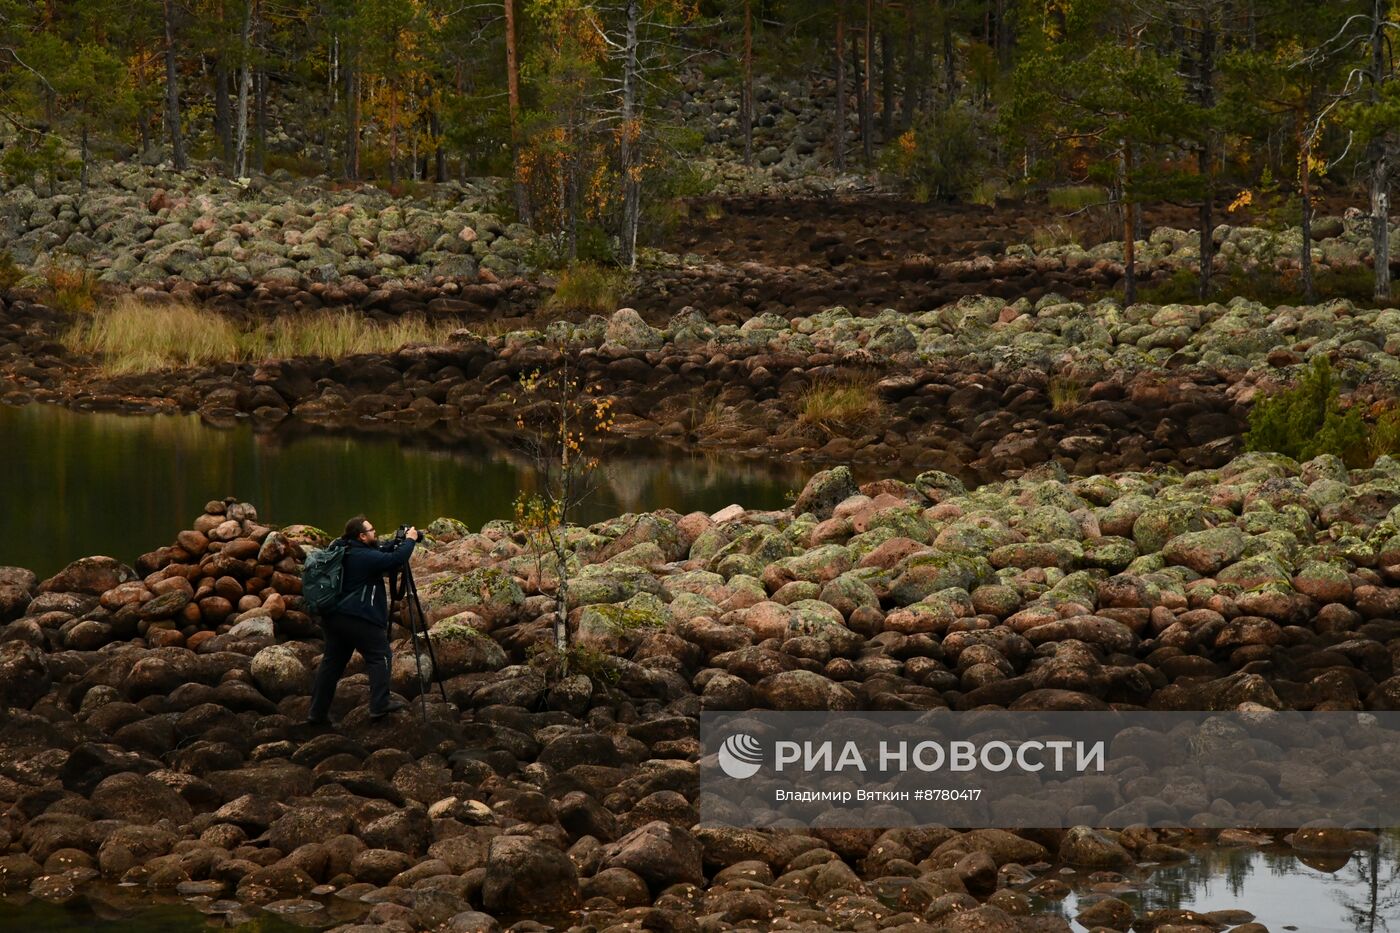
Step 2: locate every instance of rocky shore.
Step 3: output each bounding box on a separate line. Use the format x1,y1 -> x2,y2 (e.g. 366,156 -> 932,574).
2,453 -> 1398,931
14,282 -> 1400,480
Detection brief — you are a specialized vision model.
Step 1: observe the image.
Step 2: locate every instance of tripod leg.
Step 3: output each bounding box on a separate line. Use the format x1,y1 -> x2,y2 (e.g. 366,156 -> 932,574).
407,573 -> 450,705
404,610 -> 430,721
394,566 -> 432,722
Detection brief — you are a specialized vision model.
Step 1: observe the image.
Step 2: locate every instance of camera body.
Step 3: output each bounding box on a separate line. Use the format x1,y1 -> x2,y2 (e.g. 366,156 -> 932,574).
377,524 -> 414,552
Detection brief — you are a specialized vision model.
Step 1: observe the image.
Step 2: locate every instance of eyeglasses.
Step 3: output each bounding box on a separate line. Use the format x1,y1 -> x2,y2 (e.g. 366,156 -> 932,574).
362,526 -> 375,535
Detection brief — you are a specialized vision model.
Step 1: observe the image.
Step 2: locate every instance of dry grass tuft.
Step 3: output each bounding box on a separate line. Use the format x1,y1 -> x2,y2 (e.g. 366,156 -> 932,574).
63,298 -> 240,373
45,259 -> 99,314
258,311 -> 457,359
545,263 -> 627,314
65,300 -> 460,374
798,377 -> 884,435
1048,375 -> 1083,413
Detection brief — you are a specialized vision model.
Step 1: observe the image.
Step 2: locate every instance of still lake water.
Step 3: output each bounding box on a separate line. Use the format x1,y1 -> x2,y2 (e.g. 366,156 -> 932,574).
1,837 -> 1397,930
0,403 -> 811,579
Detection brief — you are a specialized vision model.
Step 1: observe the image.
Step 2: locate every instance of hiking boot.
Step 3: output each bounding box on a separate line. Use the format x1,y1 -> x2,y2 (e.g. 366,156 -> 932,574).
369,699 -> 408,720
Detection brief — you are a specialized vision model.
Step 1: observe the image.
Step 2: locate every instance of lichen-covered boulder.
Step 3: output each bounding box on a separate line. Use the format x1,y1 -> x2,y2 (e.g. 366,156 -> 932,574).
793,467 -> 860,520
1132,504 -> 1208,554
1161,526 -> 1247,574
604,308 -> 662,349
755,670 -> 858,710
574,592 -> 671,655
888,552 -> 989,605
568,564 -> 664,607
428,615 -> 508,676
421,568 -> 525,623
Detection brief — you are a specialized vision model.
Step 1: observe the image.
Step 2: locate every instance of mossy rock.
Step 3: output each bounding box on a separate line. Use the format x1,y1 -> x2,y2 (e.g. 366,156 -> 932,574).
792,466 -> 860,520
817,573 -> 880,617
575,593 -> 671,655
1044,570 -> 1104,607
421,568 -> 525,622
660,569 -> 727,601
845,526 -> 901,561
429,616 -> 508,676
1160,527 -> 1248,575
281,524 -> 331,549
863,506 -> 934,543
602,541 -> 668,570
425,517 -> 471,542
668,591 -> 722,622
689,527 -> 734,563
1132,504 -> 1208,554
714,552 -> 767,581
772,544 -> 854,584
1217,554 -> 1292,589
568,564 -> 664,607
786,601 -> 863,656
600,513 -> 686,563
1083,537 -> 1138,572
888,552 -> 990,606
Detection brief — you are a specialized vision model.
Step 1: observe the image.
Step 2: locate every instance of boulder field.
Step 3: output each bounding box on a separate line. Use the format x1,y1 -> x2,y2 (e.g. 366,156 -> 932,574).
13,288 -> 1400,479
2,452 -> 1399,931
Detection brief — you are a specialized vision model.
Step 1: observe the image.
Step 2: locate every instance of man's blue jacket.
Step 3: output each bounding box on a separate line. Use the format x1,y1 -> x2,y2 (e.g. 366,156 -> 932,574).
334,536 -> 416,626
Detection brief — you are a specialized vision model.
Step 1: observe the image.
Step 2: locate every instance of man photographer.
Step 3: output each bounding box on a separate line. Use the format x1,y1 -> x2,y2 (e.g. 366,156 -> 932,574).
306,516 -> 420,725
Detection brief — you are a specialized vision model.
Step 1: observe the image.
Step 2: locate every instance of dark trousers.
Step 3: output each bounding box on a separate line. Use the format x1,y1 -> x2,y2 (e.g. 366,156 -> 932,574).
307,613 -> 393,718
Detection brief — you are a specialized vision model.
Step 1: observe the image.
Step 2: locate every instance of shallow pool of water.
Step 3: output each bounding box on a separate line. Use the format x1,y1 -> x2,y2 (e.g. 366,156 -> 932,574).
0,402 -> 813,579
1054,833 -> 1400,932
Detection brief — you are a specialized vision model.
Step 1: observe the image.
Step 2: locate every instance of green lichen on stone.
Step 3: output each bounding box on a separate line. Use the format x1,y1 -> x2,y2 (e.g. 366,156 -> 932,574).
578,593 -> 670,634
423,567 -> 525,613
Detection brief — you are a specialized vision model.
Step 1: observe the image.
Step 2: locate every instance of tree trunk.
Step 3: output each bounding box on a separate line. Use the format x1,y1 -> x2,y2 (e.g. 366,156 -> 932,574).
255,68 -> 267,173
389,50 -> 400,186
834,0 -> 846,172
619,0 -> 642,269
899,3 -> 915,131
742,0 -> 753,166
1300,115 -> 1315,304
851,28 -> 862,164
942,11 -> 955,103
432,110 -> 447,182
1122,145 -> 1136,305
995,0 -> 1010,69
504,0 -> 531,223
861,0 -> 873,164
214,57 -> 233,167
1369,0 -> 1391,301
162,0 -> 186,170
1372,146 -> 1391,301
344,52 -> 359,181
881,27 -> 894,139
1196,18 -> 1216,301
234,0 -> 253,178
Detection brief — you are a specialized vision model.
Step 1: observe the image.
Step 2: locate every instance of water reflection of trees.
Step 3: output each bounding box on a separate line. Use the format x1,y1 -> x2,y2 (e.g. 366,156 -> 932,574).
1331,830 -> 1400,933
3,404 -> 812,576
1044,834 -> 1400,933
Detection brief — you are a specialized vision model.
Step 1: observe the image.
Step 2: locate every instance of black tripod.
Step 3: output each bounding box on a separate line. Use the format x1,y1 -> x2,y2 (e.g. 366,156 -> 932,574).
388,562 -> 449,721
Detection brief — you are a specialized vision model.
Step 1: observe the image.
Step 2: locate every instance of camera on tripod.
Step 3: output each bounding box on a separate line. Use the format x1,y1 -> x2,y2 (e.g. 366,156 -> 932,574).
379,524 -> 414,550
